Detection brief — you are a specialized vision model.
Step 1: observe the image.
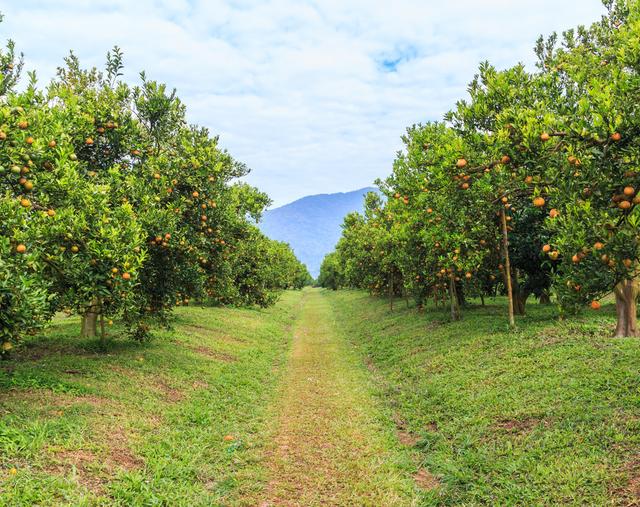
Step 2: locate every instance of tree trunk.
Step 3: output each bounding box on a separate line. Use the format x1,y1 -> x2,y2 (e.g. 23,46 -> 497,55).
81,299 -> 99,338
456,280 -> 465,307
614,279 -> 640,337
539,291 -> 551,305
449,275 -> 461,321
511,271 -> 529,315
389,272 -> 394,311
480,294 -> 485,307
500,209 -> 516,328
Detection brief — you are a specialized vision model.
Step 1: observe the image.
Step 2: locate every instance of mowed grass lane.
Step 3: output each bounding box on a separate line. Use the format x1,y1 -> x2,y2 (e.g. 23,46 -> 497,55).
0,291 -> 302,506
256,289 -> 418,507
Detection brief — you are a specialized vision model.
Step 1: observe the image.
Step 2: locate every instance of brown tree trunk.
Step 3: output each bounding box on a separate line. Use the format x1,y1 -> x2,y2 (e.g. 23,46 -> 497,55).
614,279 -> 640,337
500,209 -> 516,328
456,281 -> 465,307
81,299 -> 99,338
449,275 -> 461,321
480,294 -> 485,307
539,291 -> 551,305
389,272 -> 394,311
511,271 -> 529,315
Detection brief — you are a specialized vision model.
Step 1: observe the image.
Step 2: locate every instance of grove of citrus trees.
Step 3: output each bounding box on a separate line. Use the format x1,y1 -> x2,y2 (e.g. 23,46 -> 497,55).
320,0 -> 640,336
0,22 -> 309,353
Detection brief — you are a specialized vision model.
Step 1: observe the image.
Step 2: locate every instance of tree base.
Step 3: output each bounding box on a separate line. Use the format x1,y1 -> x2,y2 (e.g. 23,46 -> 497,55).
614,279 -> 640,338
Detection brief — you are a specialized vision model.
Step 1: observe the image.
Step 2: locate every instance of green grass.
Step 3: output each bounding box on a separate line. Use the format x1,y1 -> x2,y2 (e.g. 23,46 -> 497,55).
323,290 -> 640,506
0,291 -> 303,506
256,289 -> 418,506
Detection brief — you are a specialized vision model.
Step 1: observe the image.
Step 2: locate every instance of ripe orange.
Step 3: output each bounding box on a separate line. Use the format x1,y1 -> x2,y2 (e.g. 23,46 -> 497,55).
549,208 -> 559,218
456,158 -> 468,169
619,200 -> 631,210
16,244 -> 26,254
23,181 -> 33,191
501,155 -> 511,164
461,182 -> 469,190
48,140 -> 56,148
0,131 -> 6,140
501,196 -> 508,204
192,191 -> 199,198
549,251 -> 559,260
47,209 -> 55,217
533,197 -> 545,207
571,254 -> 580,263
623,186 -> 635,197
26,137 -> 34,145
17,120 -> 28,129
85,137 -> 94,145
122,272 -> 131,280
590,300 -> 601,310
20,198 -> 30,207
623,258 -> 633,268
153,173 -> 161,179
594,241 -> 604,250
542,244 -> 551,253
540,132 -> 551,142
611,132 -> 621,141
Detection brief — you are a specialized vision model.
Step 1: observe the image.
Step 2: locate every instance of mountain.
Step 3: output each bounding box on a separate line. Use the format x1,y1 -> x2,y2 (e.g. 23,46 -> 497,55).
258,187 -> 376,278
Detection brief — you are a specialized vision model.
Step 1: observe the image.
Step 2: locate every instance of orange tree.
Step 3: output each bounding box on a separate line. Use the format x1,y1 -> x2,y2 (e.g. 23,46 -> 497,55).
0,27 -> 309,349
530,0 -> 640,335
380,122 -> 500,320
318,252 -> 342,290
0,199 -> 53,355
322,1 -> 640,335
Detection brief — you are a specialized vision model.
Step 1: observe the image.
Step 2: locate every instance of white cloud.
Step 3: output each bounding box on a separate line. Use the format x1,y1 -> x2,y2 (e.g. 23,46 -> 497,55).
1,0 -> 606,206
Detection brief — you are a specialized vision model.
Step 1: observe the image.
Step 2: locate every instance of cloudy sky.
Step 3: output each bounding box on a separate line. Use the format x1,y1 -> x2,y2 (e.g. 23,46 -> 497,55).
2,1 -> 605,207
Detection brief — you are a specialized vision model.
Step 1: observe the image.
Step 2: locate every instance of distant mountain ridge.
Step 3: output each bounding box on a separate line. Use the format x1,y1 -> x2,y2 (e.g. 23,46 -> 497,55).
258,187 -> 376,278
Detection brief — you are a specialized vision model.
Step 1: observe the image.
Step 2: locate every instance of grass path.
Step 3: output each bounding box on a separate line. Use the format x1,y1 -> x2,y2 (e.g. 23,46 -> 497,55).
256,289 -> 417,506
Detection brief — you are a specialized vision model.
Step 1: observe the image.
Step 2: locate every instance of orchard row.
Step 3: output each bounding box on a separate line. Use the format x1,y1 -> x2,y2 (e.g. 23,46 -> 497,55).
0,36 -> 310,351
320,1 -> 640,336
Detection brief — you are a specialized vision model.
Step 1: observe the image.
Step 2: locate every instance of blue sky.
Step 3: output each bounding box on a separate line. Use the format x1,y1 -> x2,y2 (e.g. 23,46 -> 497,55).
2,1 -> 605,207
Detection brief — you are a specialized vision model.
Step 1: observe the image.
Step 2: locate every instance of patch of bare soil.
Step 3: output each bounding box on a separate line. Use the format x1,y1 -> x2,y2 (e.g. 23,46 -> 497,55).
611,458 -> 640,506
414,468 -> 441,491
494,417 -> 549,435
155,378 -> 185,402
189,344 -> 237,362
46,427 -> 143,495
45,449 -> 106,494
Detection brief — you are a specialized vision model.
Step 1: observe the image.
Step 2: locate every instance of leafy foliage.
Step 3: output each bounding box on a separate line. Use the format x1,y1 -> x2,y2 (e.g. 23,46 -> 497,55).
320,0 -> 640,334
